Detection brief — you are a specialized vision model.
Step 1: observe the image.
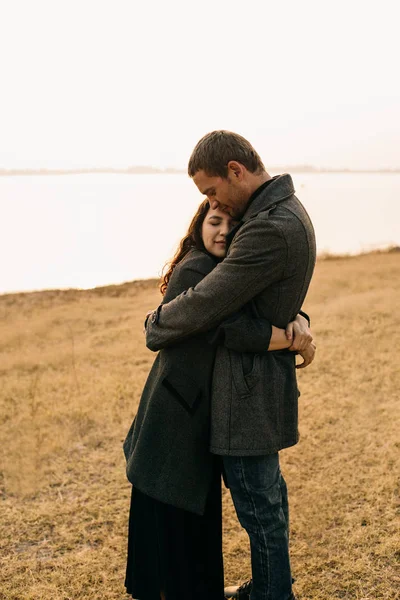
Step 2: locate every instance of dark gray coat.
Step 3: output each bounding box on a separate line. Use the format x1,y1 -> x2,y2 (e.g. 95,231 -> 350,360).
124,249 -> 273,515
146,174 -> 316,456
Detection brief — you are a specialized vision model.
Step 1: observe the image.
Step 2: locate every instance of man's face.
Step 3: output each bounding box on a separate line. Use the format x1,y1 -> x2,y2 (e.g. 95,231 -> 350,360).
192,169 -> 248,219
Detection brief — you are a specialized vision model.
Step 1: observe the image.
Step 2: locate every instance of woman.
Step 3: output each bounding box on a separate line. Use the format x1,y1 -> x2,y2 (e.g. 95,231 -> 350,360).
123,200 -> 304,600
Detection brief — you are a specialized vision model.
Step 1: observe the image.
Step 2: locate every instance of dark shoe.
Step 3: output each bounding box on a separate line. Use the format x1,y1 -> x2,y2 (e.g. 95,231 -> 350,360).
225,579 -> 296,600
224,579 -> 252,599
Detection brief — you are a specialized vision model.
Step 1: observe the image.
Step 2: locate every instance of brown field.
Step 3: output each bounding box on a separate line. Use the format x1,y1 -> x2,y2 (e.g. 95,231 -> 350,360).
0,252 -> 399,600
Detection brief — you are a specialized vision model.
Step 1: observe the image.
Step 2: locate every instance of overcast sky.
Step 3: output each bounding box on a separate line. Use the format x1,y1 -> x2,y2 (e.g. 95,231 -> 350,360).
0,0 -> 399,170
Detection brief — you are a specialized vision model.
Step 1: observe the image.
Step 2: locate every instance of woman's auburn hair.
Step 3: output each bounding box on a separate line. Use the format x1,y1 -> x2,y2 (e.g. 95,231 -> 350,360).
160,199 -> 210,295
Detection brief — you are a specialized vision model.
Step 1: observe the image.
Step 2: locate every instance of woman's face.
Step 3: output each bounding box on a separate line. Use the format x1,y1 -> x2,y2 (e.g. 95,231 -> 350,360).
201,207 -> 239,258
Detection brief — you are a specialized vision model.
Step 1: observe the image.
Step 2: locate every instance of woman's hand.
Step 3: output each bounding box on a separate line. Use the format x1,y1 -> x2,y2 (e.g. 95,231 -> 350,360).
296,340 -> 317,369
286,314 -> 313,351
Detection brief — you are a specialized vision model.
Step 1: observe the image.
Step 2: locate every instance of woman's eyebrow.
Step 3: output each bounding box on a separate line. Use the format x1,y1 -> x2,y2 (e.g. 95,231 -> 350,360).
208,215 -> 222,221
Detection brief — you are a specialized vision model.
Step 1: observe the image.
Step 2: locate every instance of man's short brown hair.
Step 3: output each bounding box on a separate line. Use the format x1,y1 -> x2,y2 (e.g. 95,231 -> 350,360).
188,130 -> 265,178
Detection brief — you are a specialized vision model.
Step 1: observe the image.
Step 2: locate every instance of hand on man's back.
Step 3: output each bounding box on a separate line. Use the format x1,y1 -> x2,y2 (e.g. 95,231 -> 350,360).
285,314 -> 316,369
286,314 -> 313,351
143,310 -> 155,334
296,340 -> 317,369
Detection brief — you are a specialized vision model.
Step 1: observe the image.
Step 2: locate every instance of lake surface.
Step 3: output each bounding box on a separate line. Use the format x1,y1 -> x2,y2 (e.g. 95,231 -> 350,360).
1,173 -> 399,294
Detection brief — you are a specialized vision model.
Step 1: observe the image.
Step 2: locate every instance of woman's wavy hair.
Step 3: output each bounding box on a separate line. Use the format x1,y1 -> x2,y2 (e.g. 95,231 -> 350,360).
160,199 -> 210,295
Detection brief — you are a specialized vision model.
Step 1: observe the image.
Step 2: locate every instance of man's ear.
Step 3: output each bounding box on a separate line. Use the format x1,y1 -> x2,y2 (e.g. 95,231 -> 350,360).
227,161 -> 244,180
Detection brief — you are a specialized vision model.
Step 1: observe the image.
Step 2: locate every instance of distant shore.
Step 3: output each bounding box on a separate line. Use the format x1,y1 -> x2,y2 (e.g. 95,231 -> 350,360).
1,246 -> 398,300
1,166 -> 400,176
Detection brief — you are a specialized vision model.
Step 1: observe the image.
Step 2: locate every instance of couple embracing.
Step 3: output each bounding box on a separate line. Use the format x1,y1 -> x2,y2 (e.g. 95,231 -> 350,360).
123,130 -> 317,600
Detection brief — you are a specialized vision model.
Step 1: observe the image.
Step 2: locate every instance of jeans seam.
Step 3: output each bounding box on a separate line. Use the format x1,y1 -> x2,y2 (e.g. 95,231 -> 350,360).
238,457 -> 270,600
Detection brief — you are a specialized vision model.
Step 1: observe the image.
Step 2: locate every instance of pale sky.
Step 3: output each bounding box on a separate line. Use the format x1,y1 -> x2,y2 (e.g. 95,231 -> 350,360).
0,0 -> 399,170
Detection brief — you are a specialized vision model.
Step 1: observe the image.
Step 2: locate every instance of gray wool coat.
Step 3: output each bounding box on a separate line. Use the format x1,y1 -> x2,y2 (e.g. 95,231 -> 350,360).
123,249 -> 274,515
146,174 -> 316,456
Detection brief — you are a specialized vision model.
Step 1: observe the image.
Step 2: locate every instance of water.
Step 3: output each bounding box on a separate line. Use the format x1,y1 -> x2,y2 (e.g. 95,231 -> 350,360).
1,172 -> 399,294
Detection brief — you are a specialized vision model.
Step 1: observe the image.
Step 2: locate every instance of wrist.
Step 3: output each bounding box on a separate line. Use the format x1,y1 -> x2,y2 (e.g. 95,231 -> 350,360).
268,326 -> 291,351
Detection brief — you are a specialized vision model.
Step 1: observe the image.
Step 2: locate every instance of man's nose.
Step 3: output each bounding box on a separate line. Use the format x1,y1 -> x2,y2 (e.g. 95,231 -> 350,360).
210,199 -> 219,210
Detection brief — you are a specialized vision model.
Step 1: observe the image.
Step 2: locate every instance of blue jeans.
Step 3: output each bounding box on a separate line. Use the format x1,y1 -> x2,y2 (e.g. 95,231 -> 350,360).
223,454 -> 293,600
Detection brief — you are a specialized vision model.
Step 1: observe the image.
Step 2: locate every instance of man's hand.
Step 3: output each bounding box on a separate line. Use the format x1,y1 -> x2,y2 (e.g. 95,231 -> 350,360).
296,340 -> 316,369
143,310 -> 155,334
286,314 -> 313,351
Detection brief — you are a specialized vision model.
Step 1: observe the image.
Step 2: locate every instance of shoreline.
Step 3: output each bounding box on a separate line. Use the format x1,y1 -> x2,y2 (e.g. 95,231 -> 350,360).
1,246 -> 398,300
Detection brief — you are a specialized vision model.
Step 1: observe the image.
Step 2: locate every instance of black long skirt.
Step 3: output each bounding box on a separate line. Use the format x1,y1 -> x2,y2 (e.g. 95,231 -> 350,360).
125,462 -> 225,600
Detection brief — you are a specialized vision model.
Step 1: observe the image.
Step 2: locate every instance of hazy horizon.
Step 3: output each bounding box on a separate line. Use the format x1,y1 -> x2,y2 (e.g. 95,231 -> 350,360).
1,164 -> 400,174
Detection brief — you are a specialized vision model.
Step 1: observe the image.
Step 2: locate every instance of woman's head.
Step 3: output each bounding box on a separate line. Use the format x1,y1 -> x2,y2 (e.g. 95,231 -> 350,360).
201,206 -> 238,258
160,201 -> 238,295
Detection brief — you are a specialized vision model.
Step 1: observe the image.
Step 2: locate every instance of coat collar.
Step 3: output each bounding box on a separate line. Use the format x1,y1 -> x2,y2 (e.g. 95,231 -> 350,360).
242,173 -> 295,221
225,174 -> 296,249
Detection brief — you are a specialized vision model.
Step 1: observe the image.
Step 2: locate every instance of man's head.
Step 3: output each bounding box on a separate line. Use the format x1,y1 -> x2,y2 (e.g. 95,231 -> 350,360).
188,130 -> 267,218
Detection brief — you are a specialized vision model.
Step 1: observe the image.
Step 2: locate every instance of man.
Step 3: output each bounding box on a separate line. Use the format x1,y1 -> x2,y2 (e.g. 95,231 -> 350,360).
146,131 -> 316,600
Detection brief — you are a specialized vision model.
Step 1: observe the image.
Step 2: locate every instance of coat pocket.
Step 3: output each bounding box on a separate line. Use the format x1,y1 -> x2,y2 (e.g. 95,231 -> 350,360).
162,367 -> 202,415
230,351 -> 262,397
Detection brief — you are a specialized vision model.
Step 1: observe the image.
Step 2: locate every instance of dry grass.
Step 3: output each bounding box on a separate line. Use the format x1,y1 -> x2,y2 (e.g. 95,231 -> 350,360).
0,254 -> 399,599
